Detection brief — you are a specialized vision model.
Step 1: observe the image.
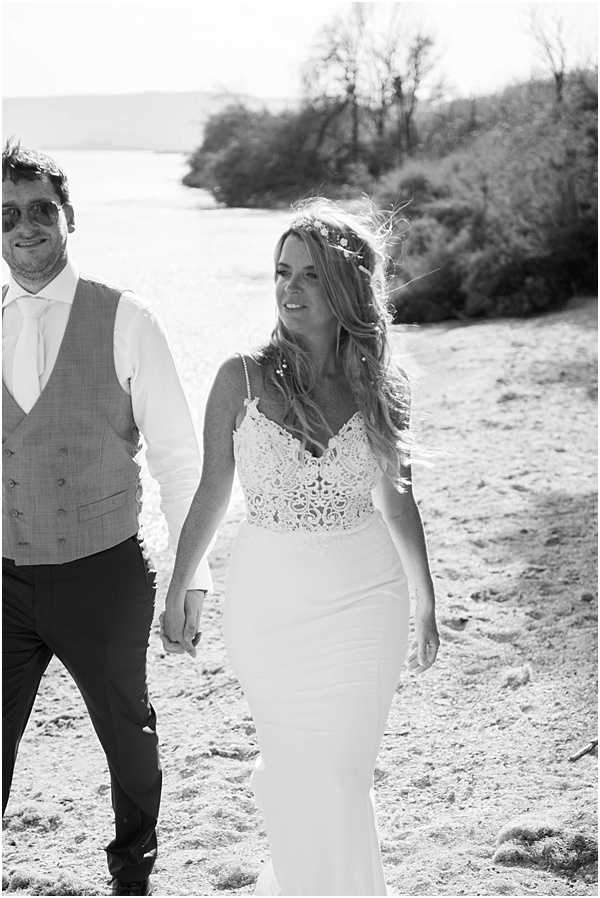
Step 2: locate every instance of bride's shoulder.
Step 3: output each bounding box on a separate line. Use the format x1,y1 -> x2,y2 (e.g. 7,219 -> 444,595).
213,352 -> 267,402
214,354 -> 247,390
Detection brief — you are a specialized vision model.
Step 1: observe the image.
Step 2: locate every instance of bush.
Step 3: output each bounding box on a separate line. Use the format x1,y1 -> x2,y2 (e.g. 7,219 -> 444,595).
390,228 -> 467,323
462,248 -> 570,317
183,101 -> 378,207
391,259 -> 466,323
384,76 -> 597,322
326,162 -> 376,200
373,159 -> 451,216
400,215 -> 448,258
421,198 -> 476,232
544,215 -> 598,295
183,74 -> 597,321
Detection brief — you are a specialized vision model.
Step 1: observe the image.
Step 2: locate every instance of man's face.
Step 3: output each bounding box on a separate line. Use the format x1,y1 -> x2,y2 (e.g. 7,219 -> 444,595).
2,175 -> 74,287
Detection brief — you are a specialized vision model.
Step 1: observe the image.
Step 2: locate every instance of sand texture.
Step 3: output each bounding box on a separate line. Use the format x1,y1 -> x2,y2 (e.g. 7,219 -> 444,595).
2,297 -> 597,897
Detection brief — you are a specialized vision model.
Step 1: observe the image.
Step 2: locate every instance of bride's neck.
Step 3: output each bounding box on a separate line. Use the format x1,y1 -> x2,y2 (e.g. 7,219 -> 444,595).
303,335 -> 339,379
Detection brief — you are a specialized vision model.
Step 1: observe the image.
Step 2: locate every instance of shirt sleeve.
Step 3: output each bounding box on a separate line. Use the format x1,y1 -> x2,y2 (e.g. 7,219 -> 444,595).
114,292 -> 212,591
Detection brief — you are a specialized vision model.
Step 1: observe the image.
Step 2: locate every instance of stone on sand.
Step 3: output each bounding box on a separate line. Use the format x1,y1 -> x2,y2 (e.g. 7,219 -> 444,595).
500,664 -> 532,689
493,815 -> 597,872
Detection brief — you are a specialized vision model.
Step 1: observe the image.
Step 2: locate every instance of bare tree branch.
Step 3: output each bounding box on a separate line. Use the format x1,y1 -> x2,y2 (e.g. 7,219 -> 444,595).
528,4 -> 567,104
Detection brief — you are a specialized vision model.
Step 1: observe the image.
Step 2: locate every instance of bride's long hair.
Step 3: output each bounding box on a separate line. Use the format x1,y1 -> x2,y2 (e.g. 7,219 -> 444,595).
255,197 -> 411,486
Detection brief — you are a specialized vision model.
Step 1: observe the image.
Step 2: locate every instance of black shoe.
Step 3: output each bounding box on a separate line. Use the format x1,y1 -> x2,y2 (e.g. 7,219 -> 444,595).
110,879 -> 151,896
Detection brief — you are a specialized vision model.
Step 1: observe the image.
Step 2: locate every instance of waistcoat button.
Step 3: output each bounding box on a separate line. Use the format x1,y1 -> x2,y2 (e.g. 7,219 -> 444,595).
4,448 -> 14,457
57,478 -> 66,486
10,509 -> 21,518
57,537 -> 66,544
57,509 -> 67,517
8,479 -> 17,487
58,447 -> 68,455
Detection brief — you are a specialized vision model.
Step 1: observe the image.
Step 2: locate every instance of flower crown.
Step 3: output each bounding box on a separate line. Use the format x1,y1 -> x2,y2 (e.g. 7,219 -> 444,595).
294,216 -> 371,276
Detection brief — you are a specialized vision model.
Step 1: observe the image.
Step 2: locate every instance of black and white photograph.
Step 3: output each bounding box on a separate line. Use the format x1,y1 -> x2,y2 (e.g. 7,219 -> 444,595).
2,1 -> 598,895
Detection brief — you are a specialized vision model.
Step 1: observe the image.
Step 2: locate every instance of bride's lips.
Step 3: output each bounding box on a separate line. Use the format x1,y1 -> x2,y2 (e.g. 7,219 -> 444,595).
283,302 -> 306,310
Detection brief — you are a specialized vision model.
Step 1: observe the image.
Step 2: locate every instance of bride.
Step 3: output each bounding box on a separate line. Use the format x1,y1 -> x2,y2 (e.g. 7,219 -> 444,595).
162,198 -> 439,895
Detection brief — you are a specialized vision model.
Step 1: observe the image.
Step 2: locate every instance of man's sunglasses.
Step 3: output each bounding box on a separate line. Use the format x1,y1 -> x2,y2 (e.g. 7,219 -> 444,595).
2,200 -> 64,233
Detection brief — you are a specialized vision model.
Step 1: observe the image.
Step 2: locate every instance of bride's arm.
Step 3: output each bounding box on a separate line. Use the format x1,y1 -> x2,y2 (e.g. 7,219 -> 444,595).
163,357 -> 245,653
373,472 -> 440,672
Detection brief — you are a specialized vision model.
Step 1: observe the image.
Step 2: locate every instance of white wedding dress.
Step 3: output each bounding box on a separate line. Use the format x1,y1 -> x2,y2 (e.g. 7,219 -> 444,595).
224,359 -> 410,896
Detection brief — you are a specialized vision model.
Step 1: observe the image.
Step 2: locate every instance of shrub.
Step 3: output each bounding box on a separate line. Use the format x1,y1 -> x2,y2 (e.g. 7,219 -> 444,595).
373,160 -> 450,216
462,247 -> 569,317
421,198 -> 476,232
385,77 -> 597,322
544,215 -> 598,295
183,74 -> 597,321
389,232 -> 467,323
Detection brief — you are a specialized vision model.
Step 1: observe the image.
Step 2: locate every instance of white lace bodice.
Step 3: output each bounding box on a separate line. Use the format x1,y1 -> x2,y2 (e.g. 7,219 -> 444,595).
233,396 -> 381,534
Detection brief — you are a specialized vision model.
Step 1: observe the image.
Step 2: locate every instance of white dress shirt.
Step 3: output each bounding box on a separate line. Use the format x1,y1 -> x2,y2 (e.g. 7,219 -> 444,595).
2,258 -> 211,591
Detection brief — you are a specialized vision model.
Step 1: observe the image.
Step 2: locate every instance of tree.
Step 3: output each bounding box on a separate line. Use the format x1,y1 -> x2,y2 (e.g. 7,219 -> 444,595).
303,3 -> 369,163
391,31 -> 436,161
366,5 -> 404,143
528,5 -> 567,105
303,3 -> 438,174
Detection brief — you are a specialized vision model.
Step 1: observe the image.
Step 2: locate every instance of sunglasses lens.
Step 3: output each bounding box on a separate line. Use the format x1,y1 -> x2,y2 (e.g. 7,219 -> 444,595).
2,201 -> 61,233
2,209 -> 19,233
30,201 -> 59,227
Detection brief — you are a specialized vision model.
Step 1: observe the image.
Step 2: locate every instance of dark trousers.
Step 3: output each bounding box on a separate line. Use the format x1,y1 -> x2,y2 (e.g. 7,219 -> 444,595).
2,536 -> 162,881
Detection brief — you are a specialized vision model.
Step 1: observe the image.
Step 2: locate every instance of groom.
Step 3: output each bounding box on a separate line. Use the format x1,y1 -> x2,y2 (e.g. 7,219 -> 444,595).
2,140 -> 211,896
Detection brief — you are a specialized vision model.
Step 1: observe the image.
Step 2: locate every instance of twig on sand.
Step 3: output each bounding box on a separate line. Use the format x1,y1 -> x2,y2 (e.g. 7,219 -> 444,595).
568,739 -> 598,762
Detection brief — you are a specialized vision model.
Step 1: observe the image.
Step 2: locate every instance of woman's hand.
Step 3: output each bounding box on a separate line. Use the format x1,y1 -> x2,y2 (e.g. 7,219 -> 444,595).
158,357 -> 244,659
407,604 -> 439,674
373,474 -> 440,675
161,587 -> 206,657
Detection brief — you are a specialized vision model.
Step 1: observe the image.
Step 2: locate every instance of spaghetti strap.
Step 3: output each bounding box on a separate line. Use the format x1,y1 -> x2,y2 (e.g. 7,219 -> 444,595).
238,353 -> 252,401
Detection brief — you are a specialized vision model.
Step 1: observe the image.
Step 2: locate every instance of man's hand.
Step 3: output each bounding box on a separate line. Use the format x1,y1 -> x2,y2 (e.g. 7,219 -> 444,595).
161,588 -> 206,658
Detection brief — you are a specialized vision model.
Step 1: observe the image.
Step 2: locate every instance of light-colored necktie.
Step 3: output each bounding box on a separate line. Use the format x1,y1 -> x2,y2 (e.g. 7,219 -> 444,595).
12,296 -> 48,413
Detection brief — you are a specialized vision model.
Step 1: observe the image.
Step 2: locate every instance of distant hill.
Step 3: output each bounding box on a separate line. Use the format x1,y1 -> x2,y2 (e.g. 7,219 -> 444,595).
2,91 -> 292,153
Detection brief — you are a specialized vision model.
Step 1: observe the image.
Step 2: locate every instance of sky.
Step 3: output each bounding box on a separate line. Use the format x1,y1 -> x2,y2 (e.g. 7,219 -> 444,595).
2,0 -> 598,101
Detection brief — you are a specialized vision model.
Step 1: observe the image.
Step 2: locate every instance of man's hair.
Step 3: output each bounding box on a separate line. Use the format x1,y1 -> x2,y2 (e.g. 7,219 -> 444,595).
2,138 -> 70,204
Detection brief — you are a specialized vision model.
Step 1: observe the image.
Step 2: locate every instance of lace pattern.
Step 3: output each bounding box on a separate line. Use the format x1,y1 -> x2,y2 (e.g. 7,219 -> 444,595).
233,397 -> 380,534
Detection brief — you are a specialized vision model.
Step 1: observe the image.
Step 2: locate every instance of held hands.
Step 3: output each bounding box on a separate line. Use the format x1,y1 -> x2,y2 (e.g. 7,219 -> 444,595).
160,587 -> 206,658
407,604 -> 440,674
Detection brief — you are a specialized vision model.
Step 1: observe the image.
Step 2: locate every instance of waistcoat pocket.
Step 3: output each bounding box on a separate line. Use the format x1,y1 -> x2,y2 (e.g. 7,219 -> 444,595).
78,489 -> 129,522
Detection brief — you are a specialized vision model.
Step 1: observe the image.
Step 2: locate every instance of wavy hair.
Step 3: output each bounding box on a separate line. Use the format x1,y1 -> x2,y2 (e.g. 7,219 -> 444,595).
255,197 -> 411,486
2,139 -> 70,205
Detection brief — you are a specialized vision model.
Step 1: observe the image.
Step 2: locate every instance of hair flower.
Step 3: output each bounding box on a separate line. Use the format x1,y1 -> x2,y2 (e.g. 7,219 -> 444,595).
294,215 -> 368,275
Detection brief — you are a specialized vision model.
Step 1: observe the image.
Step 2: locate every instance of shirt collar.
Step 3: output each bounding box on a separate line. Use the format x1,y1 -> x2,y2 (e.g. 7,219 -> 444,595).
2,258 -> 80,309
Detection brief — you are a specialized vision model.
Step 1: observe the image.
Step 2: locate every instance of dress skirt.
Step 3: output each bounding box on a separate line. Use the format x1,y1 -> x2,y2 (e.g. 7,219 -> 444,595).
224,510 -> 410,896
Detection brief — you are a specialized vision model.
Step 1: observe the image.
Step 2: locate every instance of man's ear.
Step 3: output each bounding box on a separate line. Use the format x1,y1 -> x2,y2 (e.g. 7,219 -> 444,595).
64,203 -> 75,233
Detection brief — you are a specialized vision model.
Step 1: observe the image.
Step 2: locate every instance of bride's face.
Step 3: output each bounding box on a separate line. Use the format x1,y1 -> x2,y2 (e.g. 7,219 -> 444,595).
275,235 -> 336,337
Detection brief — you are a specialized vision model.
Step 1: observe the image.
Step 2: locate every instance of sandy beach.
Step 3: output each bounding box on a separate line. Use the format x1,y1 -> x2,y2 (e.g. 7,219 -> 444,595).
2,287 -> 597,896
